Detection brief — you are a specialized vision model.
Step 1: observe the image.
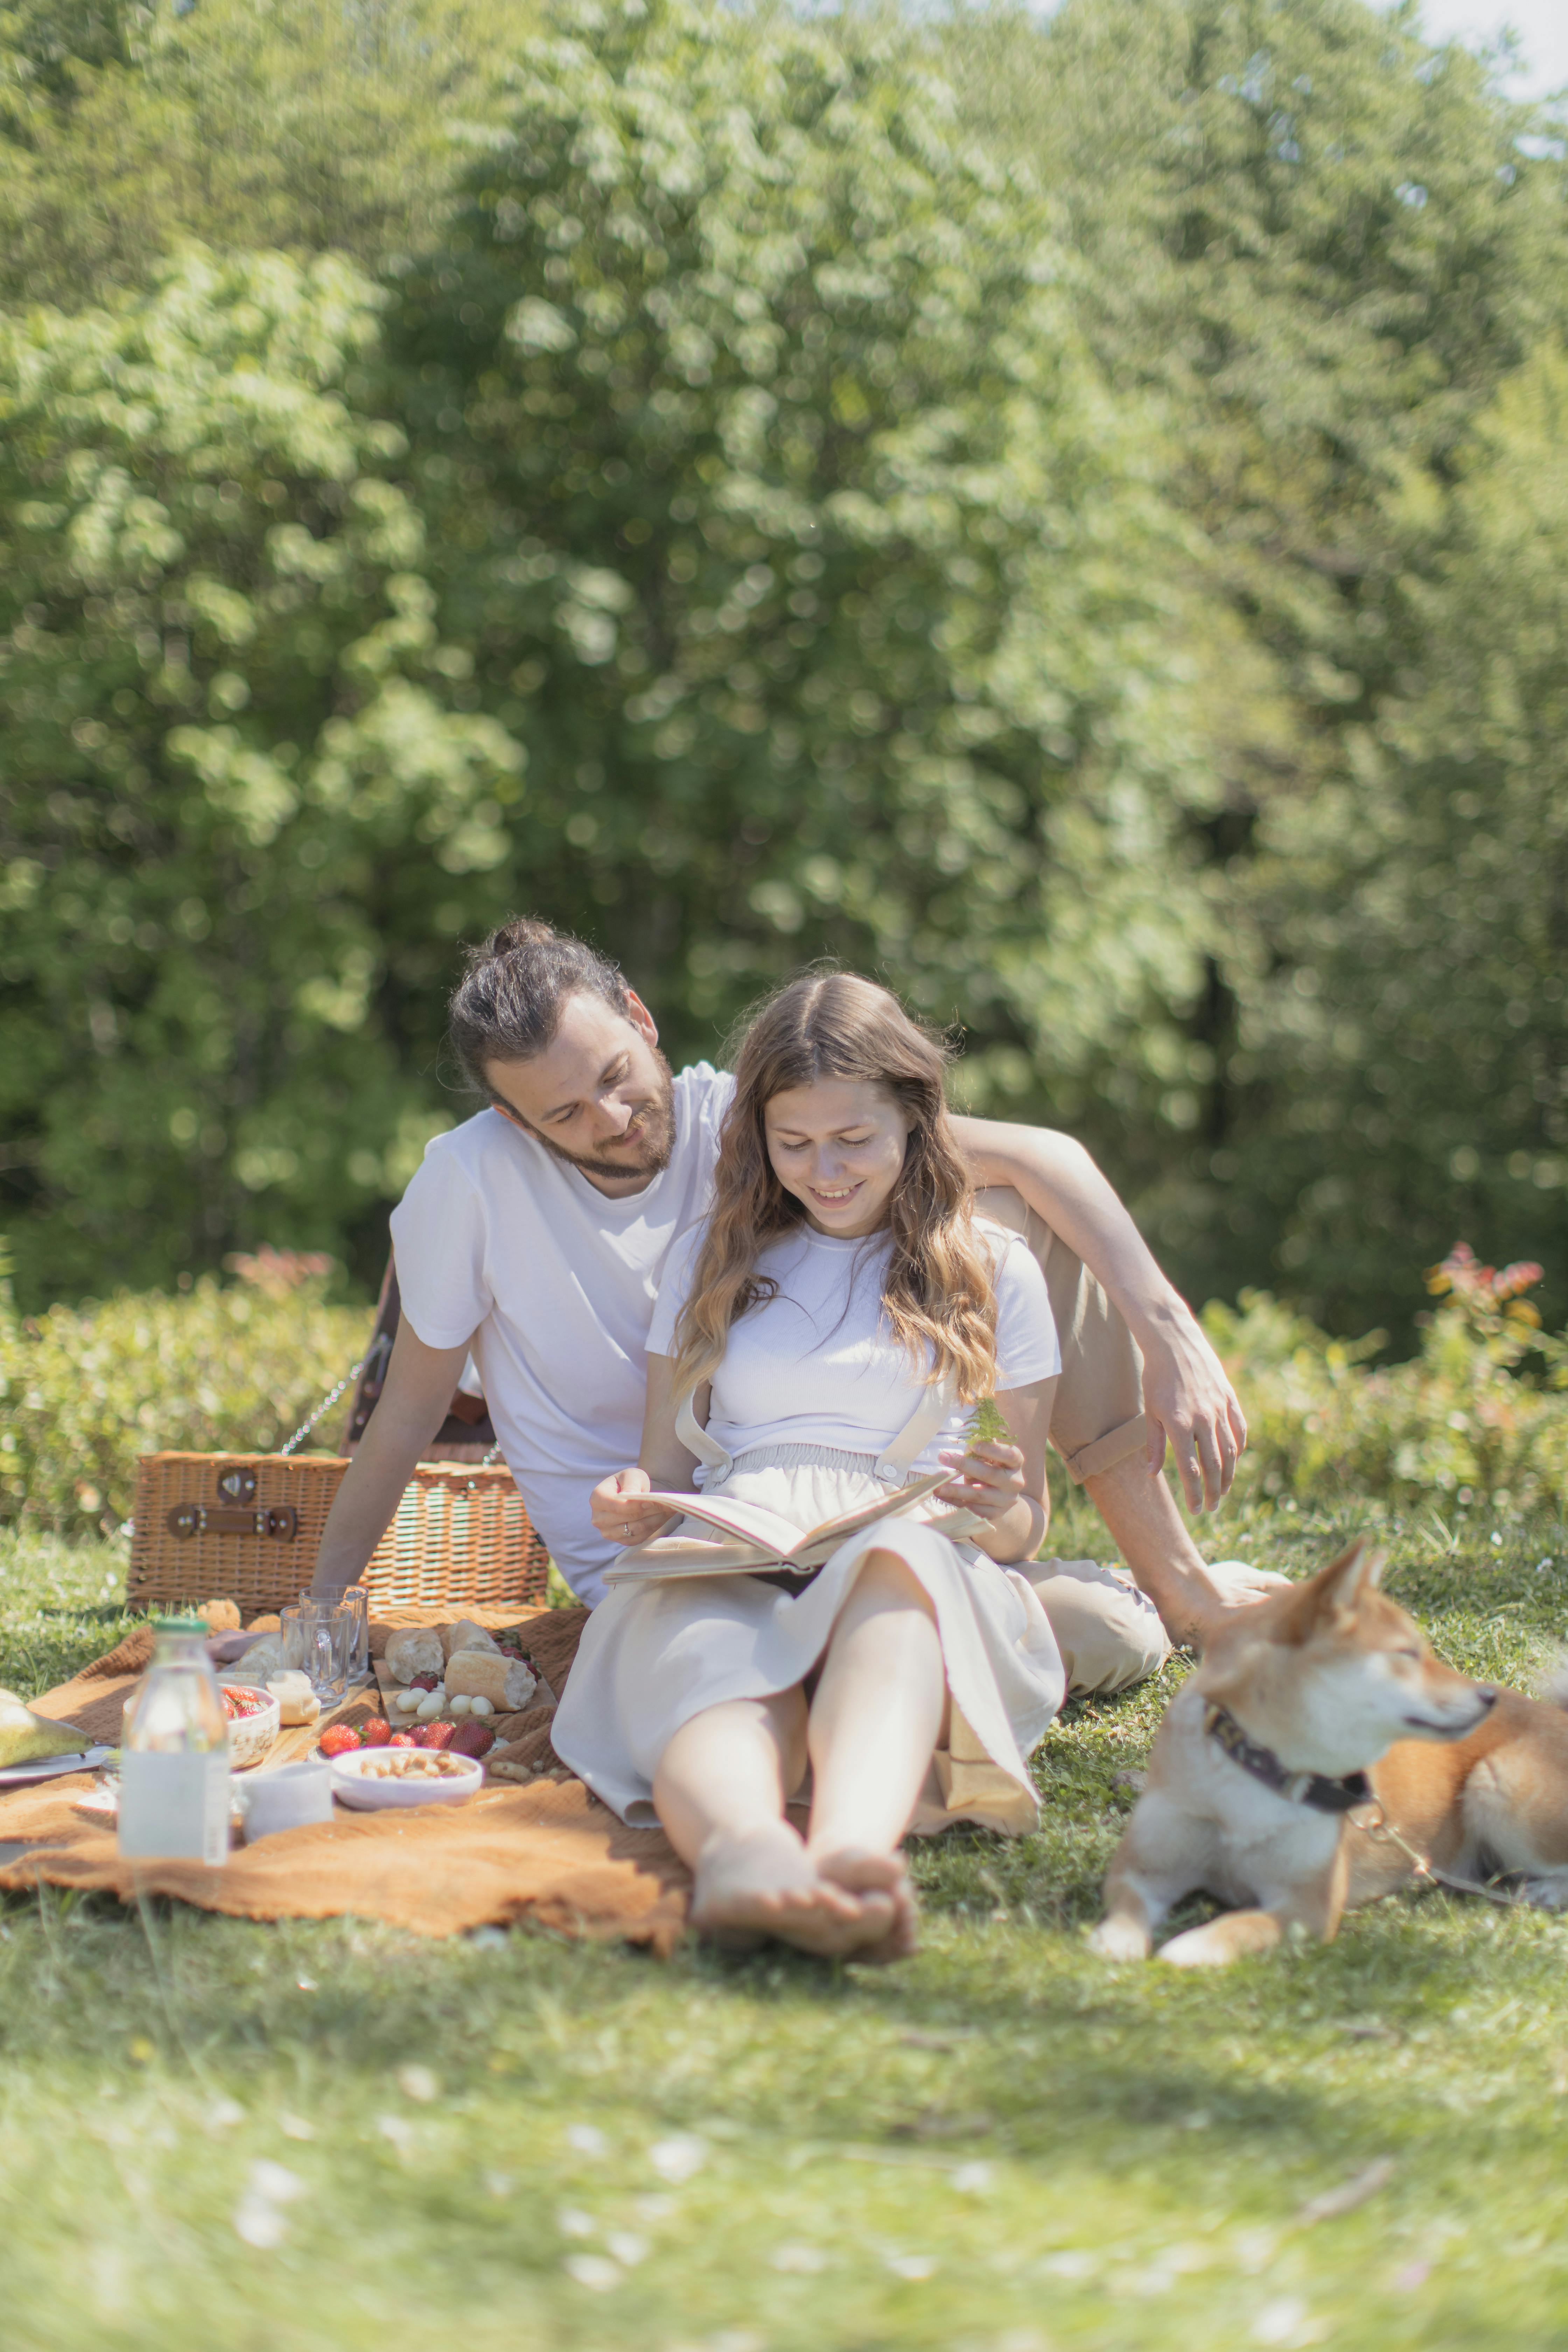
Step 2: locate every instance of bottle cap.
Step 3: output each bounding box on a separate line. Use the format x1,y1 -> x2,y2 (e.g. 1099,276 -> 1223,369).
151,1614 -> 209,1634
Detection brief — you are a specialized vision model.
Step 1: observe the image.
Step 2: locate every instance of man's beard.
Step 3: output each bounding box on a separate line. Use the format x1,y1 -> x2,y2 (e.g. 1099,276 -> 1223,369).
519,1052 -> 677,1181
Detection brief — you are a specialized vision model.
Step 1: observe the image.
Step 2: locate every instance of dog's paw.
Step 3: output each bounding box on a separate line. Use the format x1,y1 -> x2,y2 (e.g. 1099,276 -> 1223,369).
1518,1875 -> 1568,1913
1156,1925 -> 1237,1968
1087,1914 -> 1151,1962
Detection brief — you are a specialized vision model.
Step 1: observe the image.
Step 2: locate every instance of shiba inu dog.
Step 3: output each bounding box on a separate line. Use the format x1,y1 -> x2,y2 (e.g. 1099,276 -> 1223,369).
1090,1538 -> 1568,1967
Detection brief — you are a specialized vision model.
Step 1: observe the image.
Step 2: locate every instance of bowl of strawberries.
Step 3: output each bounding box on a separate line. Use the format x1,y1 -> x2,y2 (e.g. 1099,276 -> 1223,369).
218,1682 -> 281,1771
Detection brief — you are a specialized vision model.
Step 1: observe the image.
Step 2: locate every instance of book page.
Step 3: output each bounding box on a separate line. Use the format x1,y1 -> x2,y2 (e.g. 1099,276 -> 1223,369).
794,1468 -> 952,1554
608,1535 -> 785,1580
642,1490 -> 809,1559
637,1467 -> 956,1568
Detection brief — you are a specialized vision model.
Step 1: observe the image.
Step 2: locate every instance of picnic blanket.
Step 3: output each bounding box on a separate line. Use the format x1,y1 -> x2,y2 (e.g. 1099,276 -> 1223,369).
0,1605 -> 692,1952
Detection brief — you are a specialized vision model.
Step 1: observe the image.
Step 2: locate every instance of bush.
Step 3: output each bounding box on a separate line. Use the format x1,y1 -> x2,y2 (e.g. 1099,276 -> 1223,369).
1206,1245 -> 1568,1519
0,1246 -> 368,1536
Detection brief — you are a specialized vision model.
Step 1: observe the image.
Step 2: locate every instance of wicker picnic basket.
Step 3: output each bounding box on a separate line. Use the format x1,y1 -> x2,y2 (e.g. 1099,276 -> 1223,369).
127,1451 -> 551,1619
128,1450 -> 551,1619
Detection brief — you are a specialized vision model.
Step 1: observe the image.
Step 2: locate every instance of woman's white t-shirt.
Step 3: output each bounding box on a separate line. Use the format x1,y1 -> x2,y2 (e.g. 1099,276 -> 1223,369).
646,1219 -> 1060,1476
390,1064 -> 734,1601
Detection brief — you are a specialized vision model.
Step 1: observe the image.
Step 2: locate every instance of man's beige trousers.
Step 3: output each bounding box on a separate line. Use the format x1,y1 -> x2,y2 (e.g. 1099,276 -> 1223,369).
975,1187 -> 1174,1697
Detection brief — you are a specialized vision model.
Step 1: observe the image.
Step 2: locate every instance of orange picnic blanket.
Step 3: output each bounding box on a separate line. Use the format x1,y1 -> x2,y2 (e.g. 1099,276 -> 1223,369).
0,1605 -> 691,1952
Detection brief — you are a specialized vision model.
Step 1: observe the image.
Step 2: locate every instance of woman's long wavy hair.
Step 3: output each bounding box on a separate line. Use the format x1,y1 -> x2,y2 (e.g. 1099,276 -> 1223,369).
671,972 -> 999,1403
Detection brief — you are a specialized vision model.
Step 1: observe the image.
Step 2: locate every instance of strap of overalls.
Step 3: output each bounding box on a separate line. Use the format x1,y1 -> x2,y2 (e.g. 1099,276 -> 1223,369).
672,1371 -> 958,1491
675,1387 -> 734,1482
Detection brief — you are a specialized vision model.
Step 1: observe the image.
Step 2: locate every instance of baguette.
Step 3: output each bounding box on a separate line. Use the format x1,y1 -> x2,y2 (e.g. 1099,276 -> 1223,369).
439,1618 -> 498,1661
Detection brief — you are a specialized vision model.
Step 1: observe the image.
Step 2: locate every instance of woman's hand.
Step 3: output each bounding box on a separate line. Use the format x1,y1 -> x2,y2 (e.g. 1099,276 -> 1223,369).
590,1466 -> 679,1548
934,1441 -> 1044,1565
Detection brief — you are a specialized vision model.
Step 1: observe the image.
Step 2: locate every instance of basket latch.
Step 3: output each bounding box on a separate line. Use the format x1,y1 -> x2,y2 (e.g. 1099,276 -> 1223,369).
166,1503 -> 299,1542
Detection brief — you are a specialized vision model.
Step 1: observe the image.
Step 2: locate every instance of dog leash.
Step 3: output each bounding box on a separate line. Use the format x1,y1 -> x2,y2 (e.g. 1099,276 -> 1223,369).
1349,1803 -> 1524,1910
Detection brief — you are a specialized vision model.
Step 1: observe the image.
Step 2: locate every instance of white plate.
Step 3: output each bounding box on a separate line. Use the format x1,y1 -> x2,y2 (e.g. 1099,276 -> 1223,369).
325,1747 -> 483,1810
0,1745 -> 114,1787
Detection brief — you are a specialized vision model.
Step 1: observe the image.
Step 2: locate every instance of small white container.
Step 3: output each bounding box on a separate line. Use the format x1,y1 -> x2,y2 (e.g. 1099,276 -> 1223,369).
239,1760 -> 334,1841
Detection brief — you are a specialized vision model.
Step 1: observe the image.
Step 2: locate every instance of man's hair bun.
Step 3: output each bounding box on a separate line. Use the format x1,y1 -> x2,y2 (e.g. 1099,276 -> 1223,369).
447,916 -> 632,1092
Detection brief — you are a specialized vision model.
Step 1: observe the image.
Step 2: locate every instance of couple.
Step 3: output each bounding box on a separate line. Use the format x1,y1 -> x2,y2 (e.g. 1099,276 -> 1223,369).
314,919 -> 1275,1953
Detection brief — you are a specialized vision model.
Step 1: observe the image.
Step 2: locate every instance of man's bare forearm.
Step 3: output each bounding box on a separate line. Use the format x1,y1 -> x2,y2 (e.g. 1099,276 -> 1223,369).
310,1323 -> 472,1594
951,1115 -> 1185,1344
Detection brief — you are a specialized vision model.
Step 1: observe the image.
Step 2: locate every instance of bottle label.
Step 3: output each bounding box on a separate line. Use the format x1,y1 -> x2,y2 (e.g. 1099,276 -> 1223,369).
118,1751 -> 230,1867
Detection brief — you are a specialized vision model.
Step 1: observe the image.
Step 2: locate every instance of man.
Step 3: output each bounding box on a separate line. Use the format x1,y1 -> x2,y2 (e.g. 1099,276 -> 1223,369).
313,919 -> 1278,1686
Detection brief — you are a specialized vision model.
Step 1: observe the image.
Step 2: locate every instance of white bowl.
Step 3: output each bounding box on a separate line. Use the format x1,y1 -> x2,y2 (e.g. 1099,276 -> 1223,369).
218,1682 -> 281,1771
324,1746 -> 483,1810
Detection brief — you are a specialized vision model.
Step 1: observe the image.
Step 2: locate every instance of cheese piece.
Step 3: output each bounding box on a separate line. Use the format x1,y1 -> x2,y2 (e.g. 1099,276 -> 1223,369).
445,1649 -> 538,1712
265,1672 -> 320,1728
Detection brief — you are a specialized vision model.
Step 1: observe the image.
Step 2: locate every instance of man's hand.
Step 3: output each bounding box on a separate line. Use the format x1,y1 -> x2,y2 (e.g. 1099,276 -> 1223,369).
1139,1305 -> 1247,1513
590,1465 -> 679,1547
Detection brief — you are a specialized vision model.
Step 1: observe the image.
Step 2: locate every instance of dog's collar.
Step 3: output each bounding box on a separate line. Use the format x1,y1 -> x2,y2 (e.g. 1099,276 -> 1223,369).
1202,1700 -> 1373,1815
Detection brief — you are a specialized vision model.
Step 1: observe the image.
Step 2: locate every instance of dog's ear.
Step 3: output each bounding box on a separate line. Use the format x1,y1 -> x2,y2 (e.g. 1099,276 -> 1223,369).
1301,1539 -> 1384,1630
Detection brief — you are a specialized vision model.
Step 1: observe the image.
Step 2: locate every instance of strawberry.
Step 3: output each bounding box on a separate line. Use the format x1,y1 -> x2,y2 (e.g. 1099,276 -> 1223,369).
408,1672 -> 440,1692
358,1717 -> 392,1747
449,1719 -> 495,1758
318,1722 -> 362,1758
420,1719 -> 457,1750
388,1730 -> 418,1749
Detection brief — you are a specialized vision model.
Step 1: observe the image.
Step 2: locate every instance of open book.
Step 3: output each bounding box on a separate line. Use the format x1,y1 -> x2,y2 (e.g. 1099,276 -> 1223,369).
607,1468 -> 979,1582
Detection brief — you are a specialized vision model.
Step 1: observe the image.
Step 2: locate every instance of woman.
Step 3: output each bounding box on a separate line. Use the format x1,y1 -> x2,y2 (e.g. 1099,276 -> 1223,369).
553,973 -> 1065,1959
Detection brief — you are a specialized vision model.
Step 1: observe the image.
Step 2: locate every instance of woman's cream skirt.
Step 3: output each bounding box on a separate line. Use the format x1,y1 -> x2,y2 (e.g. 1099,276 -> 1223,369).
552,1446 -> 1066,1836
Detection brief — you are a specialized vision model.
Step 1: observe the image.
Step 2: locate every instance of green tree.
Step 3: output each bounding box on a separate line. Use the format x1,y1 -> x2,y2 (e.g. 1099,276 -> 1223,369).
0,248 -> 523,1309
944,0 -> 1568,1328
0,0 -> 530,309
390,0 -> 1243,1126
1233,346 -> 1568,1325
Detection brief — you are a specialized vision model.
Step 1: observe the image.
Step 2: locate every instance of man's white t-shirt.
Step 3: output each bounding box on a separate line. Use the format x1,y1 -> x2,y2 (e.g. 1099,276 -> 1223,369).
390,1064 -> 734,1604
647,1221 -> 1060,1475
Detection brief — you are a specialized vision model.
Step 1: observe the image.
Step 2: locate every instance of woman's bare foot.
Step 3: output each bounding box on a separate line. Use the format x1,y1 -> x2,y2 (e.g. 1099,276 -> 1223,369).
692,1823 -> 896,1958
813,1848 -> 920,1962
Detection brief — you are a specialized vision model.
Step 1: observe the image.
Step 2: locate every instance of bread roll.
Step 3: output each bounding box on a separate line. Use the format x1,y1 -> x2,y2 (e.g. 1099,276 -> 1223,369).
445,1648 -> 537,1711
384,1628 -> 444,1685
238,1634 -> 284,1682
439,1618 -> 498,1661
202,1598 -> 242,1632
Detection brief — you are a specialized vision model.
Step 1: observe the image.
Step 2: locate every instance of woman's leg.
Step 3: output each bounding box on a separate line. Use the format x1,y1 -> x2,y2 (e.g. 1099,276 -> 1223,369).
805,1548 -> 948,1955
653,1688 -> 897,1956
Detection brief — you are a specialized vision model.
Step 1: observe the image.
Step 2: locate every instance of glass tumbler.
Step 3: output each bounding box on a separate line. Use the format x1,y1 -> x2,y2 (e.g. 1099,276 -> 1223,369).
290,1599 -> 354,1705
340,1585 -> 371,1682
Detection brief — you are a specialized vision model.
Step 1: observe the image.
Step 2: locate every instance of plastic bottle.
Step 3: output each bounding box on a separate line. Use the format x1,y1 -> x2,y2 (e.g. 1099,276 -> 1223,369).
117,1616 -> 231,1866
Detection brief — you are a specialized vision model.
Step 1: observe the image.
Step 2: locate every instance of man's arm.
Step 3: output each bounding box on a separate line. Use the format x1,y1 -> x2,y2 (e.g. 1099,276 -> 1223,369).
950,1115 -> 1246,1511
310,1318 -> 475,1595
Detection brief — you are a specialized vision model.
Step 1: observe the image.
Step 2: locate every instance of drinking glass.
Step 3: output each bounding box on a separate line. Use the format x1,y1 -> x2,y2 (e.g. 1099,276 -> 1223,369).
284,1599 -> 353,1704
340,1586 -> 371,1682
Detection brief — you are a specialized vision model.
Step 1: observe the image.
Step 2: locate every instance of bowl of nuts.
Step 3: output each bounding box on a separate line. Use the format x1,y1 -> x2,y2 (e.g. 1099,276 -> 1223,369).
323,1746 -> 484,1811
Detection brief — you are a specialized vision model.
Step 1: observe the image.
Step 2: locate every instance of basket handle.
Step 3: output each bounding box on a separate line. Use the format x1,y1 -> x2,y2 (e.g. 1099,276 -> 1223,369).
278,1358 -> 366,1458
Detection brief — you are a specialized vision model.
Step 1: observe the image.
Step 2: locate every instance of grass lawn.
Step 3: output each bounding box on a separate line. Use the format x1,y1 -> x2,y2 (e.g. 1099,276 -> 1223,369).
3,1497 -> 1568,2352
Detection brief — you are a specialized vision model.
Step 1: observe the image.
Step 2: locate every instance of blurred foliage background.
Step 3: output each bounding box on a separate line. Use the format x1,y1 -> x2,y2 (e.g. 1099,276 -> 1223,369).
3,0 -> 1567,1351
